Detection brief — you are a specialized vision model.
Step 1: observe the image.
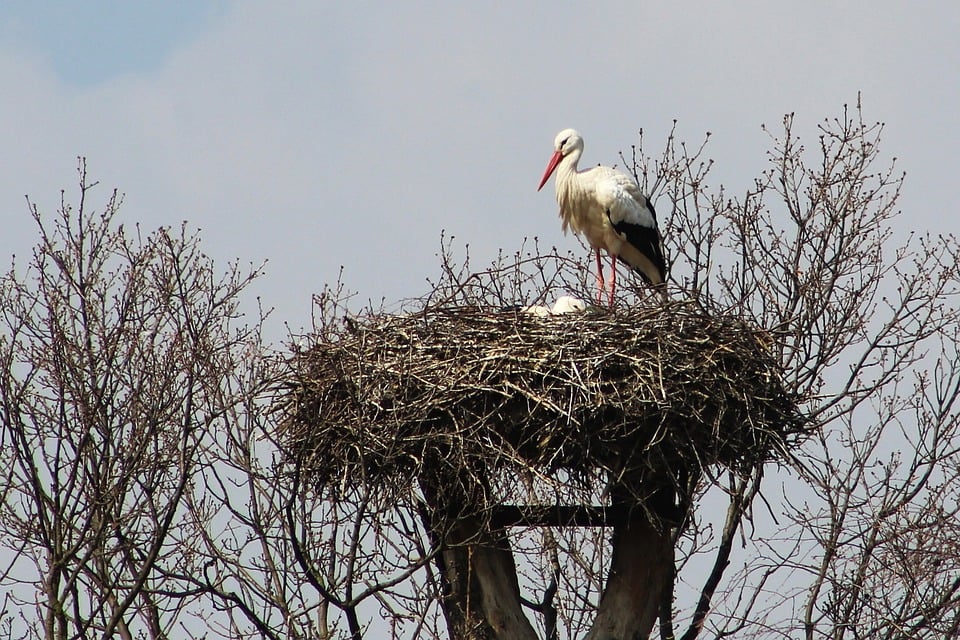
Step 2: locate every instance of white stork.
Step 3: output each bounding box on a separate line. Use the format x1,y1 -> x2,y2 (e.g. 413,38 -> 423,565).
537,128 -> 667,305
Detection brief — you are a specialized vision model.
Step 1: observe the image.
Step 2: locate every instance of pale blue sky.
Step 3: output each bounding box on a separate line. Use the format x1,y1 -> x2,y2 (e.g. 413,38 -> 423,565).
0,1 -> 229,84
2,2 -> 958,340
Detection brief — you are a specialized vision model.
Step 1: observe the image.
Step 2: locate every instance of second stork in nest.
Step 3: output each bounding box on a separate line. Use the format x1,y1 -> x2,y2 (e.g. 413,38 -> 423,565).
538,128 -> 667,305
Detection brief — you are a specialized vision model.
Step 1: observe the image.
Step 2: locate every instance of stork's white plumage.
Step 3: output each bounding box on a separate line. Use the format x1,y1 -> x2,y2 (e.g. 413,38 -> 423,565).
520,295 -> 586,317
537,129 -> 667,305
550,295 -> 586,314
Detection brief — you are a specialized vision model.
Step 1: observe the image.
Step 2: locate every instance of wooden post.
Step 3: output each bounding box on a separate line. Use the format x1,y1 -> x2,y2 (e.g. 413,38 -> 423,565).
420,477 -> 538,640
583,517 -> 673,640
583,482 -> 678,640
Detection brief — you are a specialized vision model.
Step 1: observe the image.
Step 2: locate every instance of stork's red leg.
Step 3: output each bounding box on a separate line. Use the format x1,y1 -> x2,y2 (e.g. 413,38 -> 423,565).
595,249 -> 605,304
608,254 -> 618,307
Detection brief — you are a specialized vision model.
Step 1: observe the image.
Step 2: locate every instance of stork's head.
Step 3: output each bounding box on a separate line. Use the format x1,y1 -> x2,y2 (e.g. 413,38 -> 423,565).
553,128 -> 583,155
538,128 -> 583,191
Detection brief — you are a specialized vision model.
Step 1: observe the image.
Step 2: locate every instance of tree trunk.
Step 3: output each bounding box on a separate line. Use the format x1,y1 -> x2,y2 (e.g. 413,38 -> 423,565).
583,516 -> 673,640
468,521 -> 538,640
420,477 -> 538,640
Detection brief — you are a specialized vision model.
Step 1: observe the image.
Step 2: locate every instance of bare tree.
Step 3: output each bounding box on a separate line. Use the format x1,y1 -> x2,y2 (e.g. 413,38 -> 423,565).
0,160 -> 265,639
648,99 -> 960,639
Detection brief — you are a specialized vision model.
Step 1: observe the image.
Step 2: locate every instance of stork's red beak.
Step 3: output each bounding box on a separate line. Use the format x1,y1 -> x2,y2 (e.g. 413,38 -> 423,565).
537,150 -> 563,191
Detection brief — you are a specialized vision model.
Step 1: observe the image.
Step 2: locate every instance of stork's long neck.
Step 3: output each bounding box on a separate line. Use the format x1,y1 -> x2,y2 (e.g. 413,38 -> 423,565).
554,147 -> 584,233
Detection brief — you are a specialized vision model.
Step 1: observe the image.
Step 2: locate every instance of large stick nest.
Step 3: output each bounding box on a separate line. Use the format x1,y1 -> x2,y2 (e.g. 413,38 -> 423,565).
280,260 -> 805,496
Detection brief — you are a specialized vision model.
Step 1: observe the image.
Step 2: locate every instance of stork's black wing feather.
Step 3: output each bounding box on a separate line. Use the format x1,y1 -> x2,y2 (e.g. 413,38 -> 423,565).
610,199 -> 667,283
